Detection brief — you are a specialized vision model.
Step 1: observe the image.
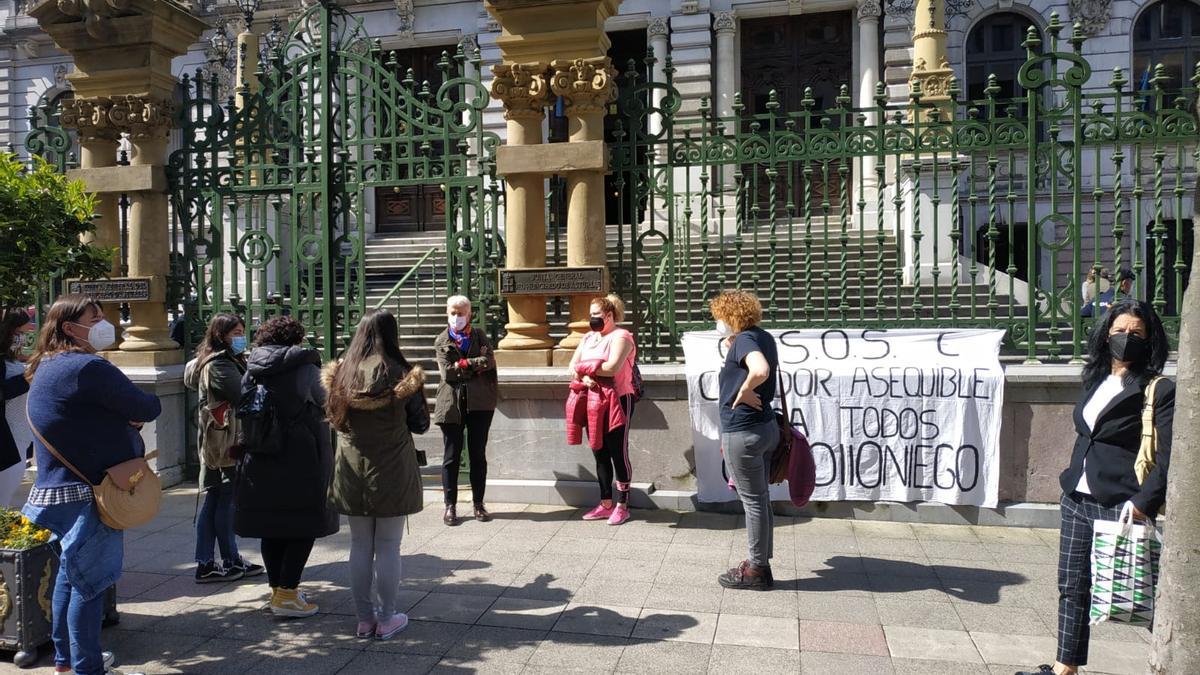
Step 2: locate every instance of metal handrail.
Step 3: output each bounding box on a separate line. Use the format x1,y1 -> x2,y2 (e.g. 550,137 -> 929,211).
372,246 -> 440,311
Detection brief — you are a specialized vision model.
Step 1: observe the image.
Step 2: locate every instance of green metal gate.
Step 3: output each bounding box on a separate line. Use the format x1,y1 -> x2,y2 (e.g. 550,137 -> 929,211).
168,0 -> 501,357
608,15 -> 1198,362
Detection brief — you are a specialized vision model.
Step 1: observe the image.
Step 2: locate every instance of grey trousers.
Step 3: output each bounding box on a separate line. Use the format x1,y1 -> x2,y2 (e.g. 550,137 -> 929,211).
348,515 -> 407,621
722,420 -> 779,567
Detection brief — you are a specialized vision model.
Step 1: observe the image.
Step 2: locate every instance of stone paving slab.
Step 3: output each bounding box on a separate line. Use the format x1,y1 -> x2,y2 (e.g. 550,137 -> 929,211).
0,488 -> 1160,674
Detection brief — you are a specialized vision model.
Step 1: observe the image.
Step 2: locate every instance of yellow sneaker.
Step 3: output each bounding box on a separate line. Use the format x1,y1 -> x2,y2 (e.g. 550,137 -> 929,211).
270,587 -> 318,618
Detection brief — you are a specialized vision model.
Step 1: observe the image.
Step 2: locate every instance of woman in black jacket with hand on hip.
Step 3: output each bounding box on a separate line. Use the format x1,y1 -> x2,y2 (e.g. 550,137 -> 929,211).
1017,298 -> 1174,675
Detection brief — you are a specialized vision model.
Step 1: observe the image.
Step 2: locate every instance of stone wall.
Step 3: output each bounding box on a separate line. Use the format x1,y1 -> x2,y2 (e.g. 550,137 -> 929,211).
413,362 -> 1176,525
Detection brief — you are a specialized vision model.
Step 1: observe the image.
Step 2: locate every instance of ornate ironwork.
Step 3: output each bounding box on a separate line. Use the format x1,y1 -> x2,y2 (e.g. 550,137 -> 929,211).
166,1 -> 500,357
608,13 -> 1197,362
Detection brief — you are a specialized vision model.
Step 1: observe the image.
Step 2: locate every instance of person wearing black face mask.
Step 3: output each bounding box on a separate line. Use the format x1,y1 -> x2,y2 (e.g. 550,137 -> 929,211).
1016,298 -> 1174,675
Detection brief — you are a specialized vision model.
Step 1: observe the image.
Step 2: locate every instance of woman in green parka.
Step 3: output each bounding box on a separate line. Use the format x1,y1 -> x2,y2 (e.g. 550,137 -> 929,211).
183,313 -> 264,584
322,309 -> 429,641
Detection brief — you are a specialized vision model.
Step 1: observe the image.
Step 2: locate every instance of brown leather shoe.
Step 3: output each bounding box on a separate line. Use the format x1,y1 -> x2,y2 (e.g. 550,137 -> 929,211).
718,560 -> 773,590
443,504 -> 459,526
473,504 -> 492,522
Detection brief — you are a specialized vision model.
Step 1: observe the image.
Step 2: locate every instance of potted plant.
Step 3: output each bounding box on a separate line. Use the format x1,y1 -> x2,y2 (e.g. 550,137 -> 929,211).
0,510 -> 118,668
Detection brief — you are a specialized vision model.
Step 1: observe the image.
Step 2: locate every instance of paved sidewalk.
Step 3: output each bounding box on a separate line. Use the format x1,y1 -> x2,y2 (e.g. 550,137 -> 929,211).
1,489 -> 1152,674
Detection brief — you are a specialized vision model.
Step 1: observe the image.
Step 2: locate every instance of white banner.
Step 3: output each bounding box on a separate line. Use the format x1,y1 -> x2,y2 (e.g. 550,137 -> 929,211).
683,328 -> 1006,506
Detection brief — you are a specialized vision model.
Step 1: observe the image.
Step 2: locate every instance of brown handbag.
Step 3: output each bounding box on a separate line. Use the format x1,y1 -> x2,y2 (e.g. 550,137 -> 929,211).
26,408 -> 162,530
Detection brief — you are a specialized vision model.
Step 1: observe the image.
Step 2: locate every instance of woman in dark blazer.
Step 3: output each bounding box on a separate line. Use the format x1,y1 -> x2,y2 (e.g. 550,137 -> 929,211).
1018,298 -> 1174,675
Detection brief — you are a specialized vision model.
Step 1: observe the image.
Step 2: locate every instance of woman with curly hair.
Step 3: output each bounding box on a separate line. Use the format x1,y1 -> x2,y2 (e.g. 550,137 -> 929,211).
710,289 -> 779,591
323,310 -> 429,640
1017,298 -> 1174,675
234,315 -> 338,618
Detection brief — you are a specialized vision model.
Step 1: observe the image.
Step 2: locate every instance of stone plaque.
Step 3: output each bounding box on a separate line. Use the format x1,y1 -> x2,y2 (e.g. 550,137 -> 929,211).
66,277 -> 153,303
498,267 -> 608,296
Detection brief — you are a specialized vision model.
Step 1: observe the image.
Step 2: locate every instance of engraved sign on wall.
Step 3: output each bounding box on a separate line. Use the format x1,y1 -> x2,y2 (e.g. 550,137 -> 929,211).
497,267 -> 608,296
66,278 -> 154,303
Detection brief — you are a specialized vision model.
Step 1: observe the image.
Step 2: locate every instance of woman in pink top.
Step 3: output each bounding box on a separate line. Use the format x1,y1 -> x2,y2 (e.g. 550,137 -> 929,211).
568,294 -> 637,525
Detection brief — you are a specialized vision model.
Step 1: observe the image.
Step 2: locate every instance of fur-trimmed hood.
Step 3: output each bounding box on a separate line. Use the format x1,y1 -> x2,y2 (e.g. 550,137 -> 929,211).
321,356 -> 425,411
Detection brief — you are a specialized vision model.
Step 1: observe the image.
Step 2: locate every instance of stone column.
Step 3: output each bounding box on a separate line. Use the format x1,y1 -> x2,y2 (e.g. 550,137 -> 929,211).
713,11 -> 737,122
61,98 -> 124,335
551,57 -> 617,360
492,63 -> 555,363
119,96 -> 179,354
235,28 -> 259,110
646,17 -> 669,137
857,0 -> 882,210
909,0 -> 953,120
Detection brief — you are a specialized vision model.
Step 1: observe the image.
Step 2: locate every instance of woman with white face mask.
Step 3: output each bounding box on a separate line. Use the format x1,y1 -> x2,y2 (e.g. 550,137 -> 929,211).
433,296 -> 497,525
22,294 -> 161,675
0,307 -> 35,507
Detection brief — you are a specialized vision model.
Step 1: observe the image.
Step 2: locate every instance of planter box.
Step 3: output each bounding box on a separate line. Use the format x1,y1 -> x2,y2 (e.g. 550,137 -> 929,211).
0,543 -> 118,668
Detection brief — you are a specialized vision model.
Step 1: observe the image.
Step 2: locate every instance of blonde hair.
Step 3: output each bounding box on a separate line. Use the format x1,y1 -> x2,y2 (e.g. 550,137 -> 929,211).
446,295 -> 471,311
709,290 -> 762,333
590,293 -> 625,323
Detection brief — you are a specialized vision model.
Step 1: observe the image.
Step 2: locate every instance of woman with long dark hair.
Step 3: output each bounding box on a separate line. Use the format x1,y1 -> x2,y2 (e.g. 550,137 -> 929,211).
183,313 -> 263,583
1017,298 -> 1175,675
324,309 -> 429,640
234,315 -> 338,618
23,295 -> 160,675
0,307 -> 35,506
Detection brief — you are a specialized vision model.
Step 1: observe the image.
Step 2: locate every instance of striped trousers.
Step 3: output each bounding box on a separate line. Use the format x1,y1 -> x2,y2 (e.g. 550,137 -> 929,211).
1056,491 -> 1125,666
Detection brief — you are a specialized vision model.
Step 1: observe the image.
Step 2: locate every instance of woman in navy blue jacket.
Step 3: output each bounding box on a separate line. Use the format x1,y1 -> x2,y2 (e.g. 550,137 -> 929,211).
22,295 -> 161,675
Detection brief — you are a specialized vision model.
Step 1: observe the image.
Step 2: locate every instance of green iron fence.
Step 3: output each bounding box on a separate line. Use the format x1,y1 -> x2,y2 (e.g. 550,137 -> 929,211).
608,14 -> 1198,362
166,0 -> 501,359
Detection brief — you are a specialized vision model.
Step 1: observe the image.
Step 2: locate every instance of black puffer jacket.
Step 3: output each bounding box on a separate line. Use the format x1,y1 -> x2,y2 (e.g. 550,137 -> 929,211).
234,345 -> 339,540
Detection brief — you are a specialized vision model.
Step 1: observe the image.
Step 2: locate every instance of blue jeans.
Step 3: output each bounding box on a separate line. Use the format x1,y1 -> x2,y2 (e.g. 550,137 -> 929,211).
195,481 -> 239,565
22,498 -> 122,675
51,562 -> 106,674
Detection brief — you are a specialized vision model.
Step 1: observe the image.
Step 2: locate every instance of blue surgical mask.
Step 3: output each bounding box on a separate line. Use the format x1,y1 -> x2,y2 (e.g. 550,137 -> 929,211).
230,335 -> 247,355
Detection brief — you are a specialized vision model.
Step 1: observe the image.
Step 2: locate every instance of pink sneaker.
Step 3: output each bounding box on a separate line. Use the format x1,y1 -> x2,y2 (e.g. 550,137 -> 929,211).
376,612 -> 409,640
356,620 -> 376,639
607,504 -> 630,526
583,503 -> 614,520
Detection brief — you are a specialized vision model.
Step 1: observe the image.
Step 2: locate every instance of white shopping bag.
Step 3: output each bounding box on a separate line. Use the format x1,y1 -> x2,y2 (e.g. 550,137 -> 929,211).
1089,501 -> 1162,626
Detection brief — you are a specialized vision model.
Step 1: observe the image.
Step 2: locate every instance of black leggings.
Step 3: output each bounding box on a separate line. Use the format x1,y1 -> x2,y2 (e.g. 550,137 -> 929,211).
595,395 -> 635,503
260,537 -> 315,589
441,410 -> 495,506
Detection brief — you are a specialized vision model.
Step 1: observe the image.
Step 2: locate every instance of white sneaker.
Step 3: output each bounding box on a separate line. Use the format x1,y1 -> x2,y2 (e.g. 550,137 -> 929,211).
58,652 -> 119,674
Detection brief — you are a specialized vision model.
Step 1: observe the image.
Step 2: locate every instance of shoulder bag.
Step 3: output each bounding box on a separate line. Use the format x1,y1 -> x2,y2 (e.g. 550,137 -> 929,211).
26,407 -> 161,530
1134,375 -> 1167,485
769,366 -> 816,509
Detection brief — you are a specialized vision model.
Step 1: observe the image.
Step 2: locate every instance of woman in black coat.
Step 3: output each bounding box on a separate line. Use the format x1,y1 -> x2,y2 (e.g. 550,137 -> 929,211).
235,315 -> 338,619
1018,298 -> 1175,675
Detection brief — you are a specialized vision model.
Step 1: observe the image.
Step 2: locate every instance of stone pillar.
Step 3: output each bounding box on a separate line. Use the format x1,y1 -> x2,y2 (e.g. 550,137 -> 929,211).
551,57 -> 617,360
119,96 -> 178,354
713,11 -> 737,122
857,0 -> 882,211
909,0 -> 953,120
647,17 -> 669,137
61,99 -> 124,334
235,28 -> 259,110
492,63 -> 555,364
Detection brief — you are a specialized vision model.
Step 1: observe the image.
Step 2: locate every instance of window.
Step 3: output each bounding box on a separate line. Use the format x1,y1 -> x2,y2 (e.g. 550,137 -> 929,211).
965,13 -> 1040,102
1133,0 -> 1200,91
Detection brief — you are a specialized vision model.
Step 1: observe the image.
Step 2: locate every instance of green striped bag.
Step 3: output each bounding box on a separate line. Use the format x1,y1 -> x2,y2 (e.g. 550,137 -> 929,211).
1089,502 -> 1162,627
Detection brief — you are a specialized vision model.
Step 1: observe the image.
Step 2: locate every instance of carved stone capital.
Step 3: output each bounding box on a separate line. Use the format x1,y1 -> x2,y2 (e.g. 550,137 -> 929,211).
491,63 -> 550,121
647,16 -> 670,40
550,57 -> 618,117
56,0 -> 134,40
857,0 -> 882,22
713,11 -> 736,34
1068,0 -> 1112,36
115,96 -> 176,141
59,98 -> 120,143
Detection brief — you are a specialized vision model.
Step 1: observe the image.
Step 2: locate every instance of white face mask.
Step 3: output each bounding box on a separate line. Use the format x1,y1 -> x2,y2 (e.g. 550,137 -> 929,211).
449,315 -> 468,332
715,320 -> 732,336
10,335 -> 24,352
75,320 -> 116,351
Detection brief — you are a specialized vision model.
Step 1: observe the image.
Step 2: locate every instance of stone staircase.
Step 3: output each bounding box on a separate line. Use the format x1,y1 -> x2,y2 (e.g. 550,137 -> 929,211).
361,225 -> 1038,380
